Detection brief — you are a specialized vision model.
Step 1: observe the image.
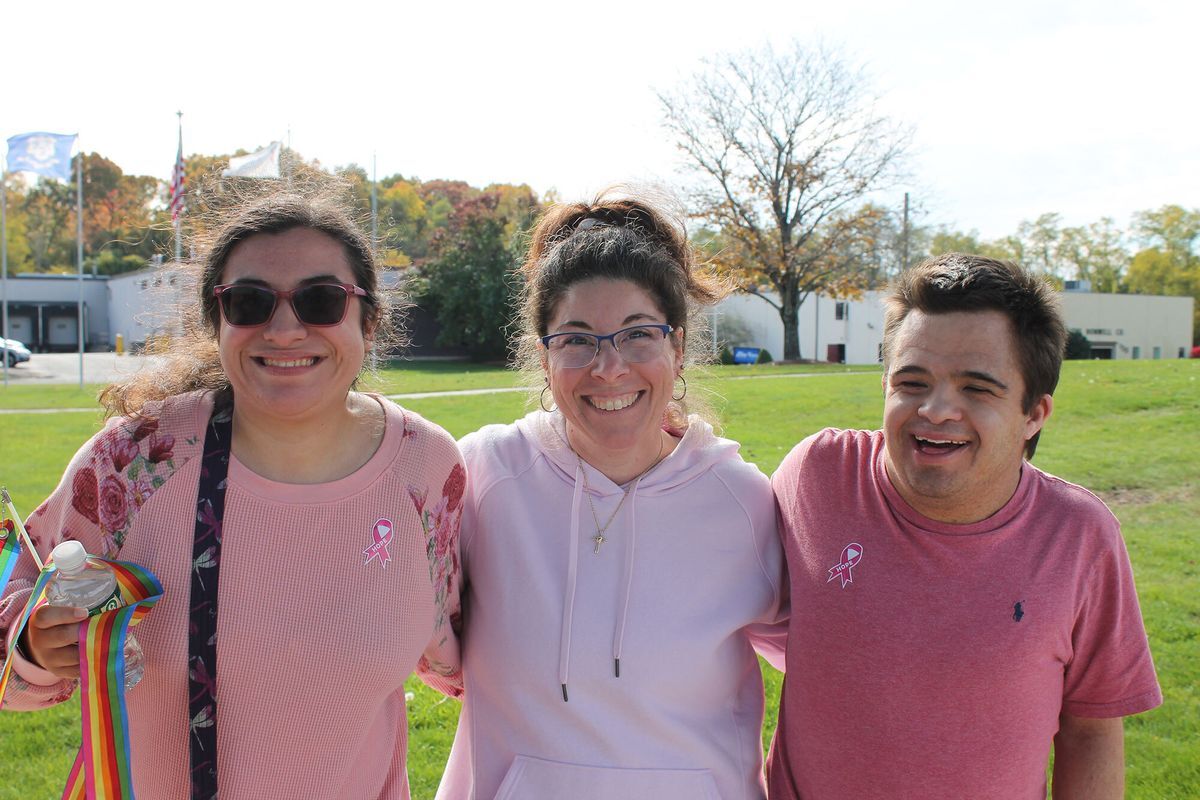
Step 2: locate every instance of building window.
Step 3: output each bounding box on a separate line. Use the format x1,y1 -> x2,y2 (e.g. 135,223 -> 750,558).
1132,346 -> 1141,360
1153,346 -> 1162,359
835,302 -> 848,321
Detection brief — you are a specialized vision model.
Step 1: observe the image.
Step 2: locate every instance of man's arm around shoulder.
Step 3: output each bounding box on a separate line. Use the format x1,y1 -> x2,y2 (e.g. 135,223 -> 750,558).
1052,713 -> 1125,799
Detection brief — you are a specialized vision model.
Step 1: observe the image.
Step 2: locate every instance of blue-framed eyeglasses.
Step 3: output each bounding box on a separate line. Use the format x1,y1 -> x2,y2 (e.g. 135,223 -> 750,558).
540,324 -> 675,368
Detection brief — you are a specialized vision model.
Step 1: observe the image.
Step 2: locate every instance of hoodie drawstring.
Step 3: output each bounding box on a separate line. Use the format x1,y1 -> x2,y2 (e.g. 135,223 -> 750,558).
612,480 -> 641,679
558,461 -> 585,702
561,465 -> 645,698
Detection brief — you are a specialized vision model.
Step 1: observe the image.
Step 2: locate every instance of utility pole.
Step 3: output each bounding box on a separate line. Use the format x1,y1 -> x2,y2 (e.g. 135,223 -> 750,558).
371,153 -> 378,251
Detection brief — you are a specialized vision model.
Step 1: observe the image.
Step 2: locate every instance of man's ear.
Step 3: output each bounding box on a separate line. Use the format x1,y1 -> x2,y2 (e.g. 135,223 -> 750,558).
1025,393 -> 1053,441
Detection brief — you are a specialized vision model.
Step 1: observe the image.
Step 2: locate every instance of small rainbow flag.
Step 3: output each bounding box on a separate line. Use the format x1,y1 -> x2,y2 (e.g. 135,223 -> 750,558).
0,518 -> 20,598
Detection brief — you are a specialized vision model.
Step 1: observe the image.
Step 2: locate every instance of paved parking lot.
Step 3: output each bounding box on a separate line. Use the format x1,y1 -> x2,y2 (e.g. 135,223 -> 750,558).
1,352 -> 161,386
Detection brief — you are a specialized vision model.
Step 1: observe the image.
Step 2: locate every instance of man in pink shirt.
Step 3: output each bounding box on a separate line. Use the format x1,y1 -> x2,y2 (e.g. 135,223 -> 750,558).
767,254 -> 1162,799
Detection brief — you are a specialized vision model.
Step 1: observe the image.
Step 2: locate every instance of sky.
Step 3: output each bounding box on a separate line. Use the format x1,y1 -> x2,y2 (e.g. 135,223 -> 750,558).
4,0 -> 1195,240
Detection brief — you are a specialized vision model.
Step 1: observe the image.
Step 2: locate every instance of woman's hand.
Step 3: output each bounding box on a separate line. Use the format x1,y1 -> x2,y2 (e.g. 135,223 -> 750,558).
20,605 -> 88,679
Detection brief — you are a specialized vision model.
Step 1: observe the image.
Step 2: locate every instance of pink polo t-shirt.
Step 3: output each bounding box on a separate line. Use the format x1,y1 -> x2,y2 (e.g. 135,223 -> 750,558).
767,428 -> 1161,800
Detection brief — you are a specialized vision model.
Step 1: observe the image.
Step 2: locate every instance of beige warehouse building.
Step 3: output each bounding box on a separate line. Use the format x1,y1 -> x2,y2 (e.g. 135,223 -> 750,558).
715,287 -> 1194,364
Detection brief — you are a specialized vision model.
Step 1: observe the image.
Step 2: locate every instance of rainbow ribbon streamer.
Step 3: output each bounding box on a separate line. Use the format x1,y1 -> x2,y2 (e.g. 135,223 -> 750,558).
0,556 -> 163,800
0,560 -> 54,704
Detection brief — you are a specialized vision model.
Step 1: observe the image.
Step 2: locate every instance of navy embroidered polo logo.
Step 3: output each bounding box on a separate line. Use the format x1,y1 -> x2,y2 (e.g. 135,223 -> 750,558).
827,542 -> 863,588
1013,601 -> 1025,622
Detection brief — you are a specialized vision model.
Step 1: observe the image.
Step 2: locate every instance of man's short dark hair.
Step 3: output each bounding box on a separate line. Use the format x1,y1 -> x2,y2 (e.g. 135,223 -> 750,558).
882,253 -> 1067,458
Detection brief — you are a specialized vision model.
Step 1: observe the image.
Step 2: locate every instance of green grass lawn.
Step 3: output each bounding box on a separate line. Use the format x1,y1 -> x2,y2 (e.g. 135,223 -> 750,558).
1,360 -> 1196,798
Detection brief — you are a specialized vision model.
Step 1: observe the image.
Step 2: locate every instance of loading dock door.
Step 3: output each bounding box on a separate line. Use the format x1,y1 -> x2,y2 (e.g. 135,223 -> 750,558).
7,316 -> 34,344
47,316 -> 78,349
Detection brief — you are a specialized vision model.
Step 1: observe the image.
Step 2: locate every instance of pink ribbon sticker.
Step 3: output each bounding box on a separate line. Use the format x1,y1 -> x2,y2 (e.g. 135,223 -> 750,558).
827,542 -> 863,588
363,518 -> 394,569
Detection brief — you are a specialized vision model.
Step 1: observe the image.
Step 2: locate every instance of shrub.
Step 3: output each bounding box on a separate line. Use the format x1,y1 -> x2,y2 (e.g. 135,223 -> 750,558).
718,346 -> 772,364
1065,329 -> 1092,360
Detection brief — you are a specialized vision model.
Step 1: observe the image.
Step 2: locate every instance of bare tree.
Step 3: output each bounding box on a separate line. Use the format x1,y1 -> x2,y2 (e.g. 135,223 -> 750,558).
660,41 -> 911,360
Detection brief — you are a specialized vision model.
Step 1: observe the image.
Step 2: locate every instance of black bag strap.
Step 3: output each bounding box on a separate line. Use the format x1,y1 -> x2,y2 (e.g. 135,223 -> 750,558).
187,403 -> 232,799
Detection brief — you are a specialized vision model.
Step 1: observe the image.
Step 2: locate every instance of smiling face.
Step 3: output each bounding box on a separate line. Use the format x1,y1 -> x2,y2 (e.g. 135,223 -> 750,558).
543,278 -> 683,464
217,226 -> 371,426
882,309 -> 1052,524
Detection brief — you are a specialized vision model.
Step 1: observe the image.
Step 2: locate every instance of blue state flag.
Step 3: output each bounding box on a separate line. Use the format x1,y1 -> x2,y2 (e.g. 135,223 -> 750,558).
6,132 -> 77,181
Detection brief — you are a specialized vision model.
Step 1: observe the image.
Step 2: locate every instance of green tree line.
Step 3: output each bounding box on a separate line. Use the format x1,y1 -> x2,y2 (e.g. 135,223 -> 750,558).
1,148 -> 541,360
909,205 -> 1200,344
3,148 -> 1195,357
695,202 -> 1200,349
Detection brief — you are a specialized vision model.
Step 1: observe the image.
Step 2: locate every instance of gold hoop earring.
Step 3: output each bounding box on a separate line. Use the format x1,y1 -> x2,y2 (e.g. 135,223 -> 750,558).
672,374 -> 687,402
540,383 -> 555,413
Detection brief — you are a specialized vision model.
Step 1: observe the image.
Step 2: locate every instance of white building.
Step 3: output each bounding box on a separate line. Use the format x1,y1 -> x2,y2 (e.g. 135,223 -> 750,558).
1058,291 -> 1193,360
106,266 -> 409,351
107,267 -> 190,350
4,269 -> 1193,363
715,288 -> 1195,364
0,274 -> 109,351
714,291 -> 886,364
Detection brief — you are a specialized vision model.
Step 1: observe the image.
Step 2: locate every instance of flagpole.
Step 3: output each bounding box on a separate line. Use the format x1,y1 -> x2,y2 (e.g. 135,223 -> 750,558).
76,147 -> 84,389
2,169 -> 9,387
174,111 -> 183,263
6,132 -> 79,381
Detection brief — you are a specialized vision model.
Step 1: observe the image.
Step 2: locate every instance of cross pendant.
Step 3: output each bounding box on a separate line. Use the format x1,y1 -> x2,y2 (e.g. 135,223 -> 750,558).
592,531 -> 605,554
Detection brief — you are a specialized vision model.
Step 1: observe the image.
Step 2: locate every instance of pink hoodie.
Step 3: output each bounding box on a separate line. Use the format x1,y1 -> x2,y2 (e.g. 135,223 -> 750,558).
434,410 -> 786,800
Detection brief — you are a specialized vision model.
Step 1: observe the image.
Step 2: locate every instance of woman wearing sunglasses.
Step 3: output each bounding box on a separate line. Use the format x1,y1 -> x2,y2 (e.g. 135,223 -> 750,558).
0,189 -> 464,799
434,190 -> 787,799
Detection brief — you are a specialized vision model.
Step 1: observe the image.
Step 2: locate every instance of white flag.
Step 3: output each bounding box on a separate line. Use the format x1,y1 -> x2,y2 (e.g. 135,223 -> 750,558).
222,141 -> 281,178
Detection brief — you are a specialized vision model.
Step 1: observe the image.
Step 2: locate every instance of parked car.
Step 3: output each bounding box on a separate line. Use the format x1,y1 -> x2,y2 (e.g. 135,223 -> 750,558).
3,339 -> 32,367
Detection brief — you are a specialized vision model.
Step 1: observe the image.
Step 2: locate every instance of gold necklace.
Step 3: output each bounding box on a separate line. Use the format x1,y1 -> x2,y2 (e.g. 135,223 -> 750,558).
577,434 -> 666,554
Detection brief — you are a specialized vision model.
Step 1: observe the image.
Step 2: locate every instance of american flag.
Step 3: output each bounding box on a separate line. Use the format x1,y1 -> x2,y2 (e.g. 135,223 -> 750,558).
168,132 -> 185,222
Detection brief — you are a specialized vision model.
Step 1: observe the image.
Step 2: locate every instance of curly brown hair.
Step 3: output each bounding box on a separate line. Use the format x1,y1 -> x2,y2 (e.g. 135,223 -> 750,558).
100,176 -> 405,417
514,187 -> 729,428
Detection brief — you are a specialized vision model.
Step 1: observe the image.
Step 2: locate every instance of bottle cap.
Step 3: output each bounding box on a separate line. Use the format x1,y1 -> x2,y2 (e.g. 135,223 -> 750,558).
51,540 -> 88,573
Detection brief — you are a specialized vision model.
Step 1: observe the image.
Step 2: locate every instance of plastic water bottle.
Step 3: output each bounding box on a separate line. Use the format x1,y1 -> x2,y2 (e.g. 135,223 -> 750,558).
46,541 -> 144,691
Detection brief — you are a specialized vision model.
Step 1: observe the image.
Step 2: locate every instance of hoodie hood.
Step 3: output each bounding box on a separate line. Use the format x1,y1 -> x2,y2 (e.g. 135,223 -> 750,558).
514,408 -> 744,498
510,409 -> 748,701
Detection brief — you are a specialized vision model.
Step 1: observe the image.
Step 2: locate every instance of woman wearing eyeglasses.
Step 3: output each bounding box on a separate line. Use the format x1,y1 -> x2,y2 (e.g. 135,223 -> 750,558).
435,190 -> 786,799
0,188 -> 464,799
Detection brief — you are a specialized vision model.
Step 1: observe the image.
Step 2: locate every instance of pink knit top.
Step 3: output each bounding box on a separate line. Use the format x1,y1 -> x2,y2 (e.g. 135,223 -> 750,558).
1,391 -> 463,799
